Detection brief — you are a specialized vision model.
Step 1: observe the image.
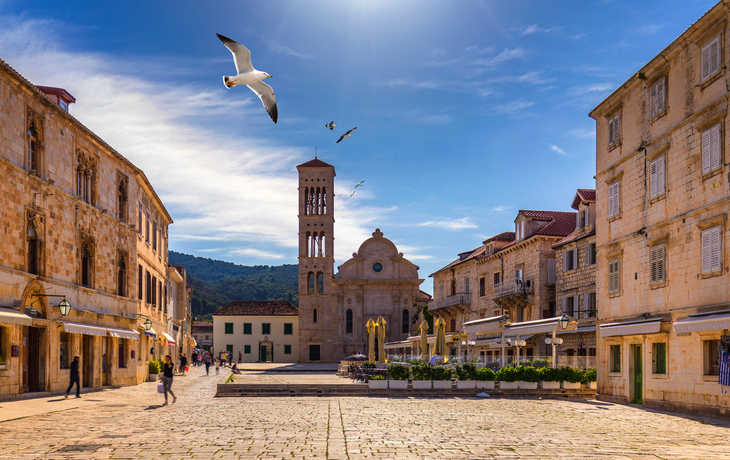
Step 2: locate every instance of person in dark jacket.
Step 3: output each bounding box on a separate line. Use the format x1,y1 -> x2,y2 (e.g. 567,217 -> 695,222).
161,354 -> 176,405
180,354 -> 188,375
65,356 -> 81,398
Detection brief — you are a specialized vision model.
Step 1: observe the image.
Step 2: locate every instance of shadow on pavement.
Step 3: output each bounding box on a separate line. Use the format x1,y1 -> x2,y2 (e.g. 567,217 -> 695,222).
144,405 -> 163,410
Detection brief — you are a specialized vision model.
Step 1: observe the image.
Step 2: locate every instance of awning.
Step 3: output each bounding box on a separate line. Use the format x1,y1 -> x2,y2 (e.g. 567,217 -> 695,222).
384,340 -> 411,350
463,315 -> 510,335
160,331 -> 176,345
139,326 -> 157,338
200,340 -> 212,345
107,327 -> 140,340
62,321 -> 107,336
674,311 -> 730,334
190,337 -> 197,346
0,306 -> 33,326
505,316 -> 577,336
557,325 -> 597,335
408,333 -> 461,345
600,319 -> 664,337
474,335 -> 535,349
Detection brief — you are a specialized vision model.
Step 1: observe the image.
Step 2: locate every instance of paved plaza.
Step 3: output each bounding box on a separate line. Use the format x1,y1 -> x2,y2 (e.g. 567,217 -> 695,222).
1,366 -> 729,459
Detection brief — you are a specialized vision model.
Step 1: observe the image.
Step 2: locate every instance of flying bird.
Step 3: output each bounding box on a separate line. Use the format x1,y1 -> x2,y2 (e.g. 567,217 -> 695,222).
325,121 -> 336,130
350,180 -> 365,197
336,127 -> 357,143
216,33 -> 278,124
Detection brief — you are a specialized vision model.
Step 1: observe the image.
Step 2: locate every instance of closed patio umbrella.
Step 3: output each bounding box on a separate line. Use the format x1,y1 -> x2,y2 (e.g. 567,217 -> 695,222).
419,320 -> 429,362
434,317 -> 447,357
366,318 -> 376,362
377,316 -> 387,363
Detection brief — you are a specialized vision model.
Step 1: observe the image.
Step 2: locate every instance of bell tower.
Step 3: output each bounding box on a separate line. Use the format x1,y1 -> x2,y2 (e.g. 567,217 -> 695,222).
296,158 -> 336,362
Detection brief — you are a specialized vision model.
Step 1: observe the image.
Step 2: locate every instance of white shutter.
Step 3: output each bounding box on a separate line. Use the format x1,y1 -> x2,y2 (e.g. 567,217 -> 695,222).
564,251 -> 569,271
608,182 -> 620,217
585,208 -> 590,227
650,81 -> 658,118
656,77 -> 665,114
702,128 -> 712,174
656,156 -> 665,196
573,248 -> 578,270
576,211 -> 581,228
702,230 -> 712,273
649,160 -> 658,198
584,244 -> 591,266
573,295 -> 580,318
703,226 -> 722,273
710,36 -> 721,77
710,124 -> 721,172
702,39 -> 713,82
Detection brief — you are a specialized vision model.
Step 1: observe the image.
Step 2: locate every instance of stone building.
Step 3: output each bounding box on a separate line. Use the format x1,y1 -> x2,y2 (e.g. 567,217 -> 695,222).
296,159 -> 426,363
552,189 -> 598,368
0,57 -> 179,398
192,321 -> 213,351
590,1 -> 730,417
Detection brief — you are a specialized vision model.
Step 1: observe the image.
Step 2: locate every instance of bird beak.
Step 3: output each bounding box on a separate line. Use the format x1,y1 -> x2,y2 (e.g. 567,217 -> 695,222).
268,74 -> 273,78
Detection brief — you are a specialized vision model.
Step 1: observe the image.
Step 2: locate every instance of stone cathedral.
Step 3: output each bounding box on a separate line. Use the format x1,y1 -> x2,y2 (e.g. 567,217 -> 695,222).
296,159 -> 427,363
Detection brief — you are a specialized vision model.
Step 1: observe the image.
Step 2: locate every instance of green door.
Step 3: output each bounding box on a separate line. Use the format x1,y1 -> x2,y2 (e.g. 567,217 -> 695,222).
633,345 -> 642,404
260,345 -> 267,363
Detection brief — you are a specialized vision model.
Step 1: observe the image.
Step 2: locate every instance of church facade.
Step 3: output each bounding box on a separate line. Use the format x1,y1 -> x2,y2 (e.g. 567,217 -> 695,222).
296,159 -> 426,363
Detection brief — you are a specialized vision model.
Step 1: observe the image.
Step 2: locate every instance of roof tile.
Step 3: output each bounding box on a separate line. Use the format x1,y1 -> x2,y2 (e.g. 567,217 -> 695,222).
213,300 -> 299,316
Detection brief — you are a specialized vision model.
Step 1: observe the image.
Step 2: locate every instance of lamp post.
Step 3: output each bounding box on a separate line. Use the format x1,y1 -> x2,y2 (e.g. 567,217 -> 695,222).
31,293 -> 72,316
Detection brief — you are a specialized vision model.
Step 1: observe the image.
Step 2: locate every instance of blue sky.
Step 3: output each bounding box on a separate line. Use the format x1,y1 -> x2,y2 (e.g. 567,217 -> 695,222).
0,1 -> 718,293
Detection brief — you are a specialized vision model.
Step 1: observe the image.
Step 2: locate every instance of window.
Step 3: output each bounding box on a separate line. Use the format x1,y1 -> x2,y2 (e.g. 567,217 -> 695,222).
158,281 -> 162,311
608,112 -> 621,147
562,295 -> 578,317
608,259 -> 621,294
402,309 -> 409,334
152,221 -> 158,251
449,318 -> 456,332
138,202 -> 143,235
479,277 -> 485,297
262,323 -> 271,335
372,262 -> 383,272
583,292 -> 597,318
81,244 -> 91,287
145,210 -> 150,243
318,272 -> 324,295
547,258 -> 556,284
648,156 -> 666,199
701,124 -> 721,175
226,344 -> 233,353
650,245 -> 666,284
308,272 -> 315,296
117,256 -> 126,297
117,178 -> 127,221
313,309 -> 318,323
705,340 -> 721,375
244,345 -> 251,354
585,243 -> 597,266
28,119 -> 39,172
59,332 -> 69,369
138,265 -> 143,300
701,226 -> 722,273
284,323 -> 293,335
701,35 -> 721,83
439,284 -> 443,299
464,277 -> 470,295
225,323 -> 233,334
163,285 -> 167,313
27,224 -> 39,275
284,345 -> 292,354
652,342 -> 666,374
649,77 -> 666,118
243,323 -> 252,335
119,340 -> 127,369
146,271 -> 152,304
152,276 -> 157,307
610,344 -> 621,373
608,181 -> 620,218
346,309 -> 353,334
493,272 -> 500,286
76,155 -> 95,205
515,220 -> 524,241
564,248 -> 577,271
548,302 -> 556,318
577,208 -> 590,229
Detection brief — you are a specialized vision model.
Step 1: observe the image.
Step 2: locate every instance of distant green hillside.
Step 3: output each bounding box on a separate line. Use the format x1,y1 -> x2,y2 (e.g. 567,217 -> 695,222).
169,251 -> 298,317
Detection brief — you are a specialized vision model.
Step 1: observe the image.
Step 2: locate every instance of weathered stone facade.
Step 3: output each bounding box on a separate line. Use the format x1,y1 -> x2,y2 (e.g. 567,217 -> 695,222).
591,1 -> 730,417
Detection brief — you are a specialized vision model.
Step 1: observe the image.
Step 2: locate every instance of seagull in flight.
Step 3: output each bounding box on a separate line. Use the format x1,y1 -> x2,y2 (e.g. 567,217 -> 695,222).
216,33 -> 278,124
325,121 -> 336,130
350,181 -> 365,197
336,127 -> 357,144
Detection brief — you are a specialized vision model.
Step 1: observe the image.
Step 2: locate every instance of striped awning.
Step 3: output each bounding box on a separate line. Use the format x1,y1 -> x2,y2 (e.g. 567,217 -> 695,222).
160,331 -> 176,345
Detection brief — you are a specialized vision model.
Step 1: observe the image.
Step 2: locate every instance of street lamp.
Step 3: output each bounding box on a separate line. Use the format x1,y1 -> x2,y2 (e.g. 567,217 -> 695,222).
57,299 -> 72,316
558,314 -> 570,330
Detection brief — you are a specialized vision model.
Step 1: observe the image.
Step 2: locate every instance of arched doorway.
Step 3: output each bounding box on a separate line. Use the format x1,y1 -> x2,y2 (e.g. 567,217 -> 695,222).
259,337 -> 273,363
20,281 -> 49,393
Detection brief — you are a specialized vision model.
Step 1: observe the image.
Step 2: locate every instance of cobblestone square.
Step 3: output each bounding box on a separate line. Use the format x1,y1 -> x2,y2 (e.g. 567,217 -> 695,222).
1,366 -> 729,459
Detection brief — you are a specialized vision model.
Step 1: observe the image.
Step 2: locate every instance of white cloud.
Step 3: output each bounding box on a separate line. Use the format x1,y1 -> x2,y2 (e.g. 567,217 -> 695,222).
513,24 -> 562,35
267,43 -> 311,59
492,99 -> 535,114
379,78 -> 441,90
473,48 -> 526,68
550,145 -> 567,155
417,114 -> 453,125
486,71 -> 553,85
490,205 -> 512,213
418,217 -> 477,231
229,248 -> 286,259
634,24 -> 668,36
568,83 -> 614,95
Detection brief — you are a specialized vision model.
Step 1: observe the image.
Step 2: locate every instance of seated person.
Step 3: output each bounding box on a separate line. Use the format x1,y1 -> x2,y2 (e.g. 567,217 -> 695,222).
231,363 -> 242,374
429,352 -> 442,366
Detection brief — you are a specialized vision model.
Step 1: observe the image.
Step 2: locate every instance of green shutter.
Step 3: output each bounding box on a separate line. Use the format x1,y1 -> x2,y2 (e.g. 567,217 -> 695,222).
244,323 -> 252,335
225,323 -> 233,334
284,345 -> 292,354
226,344 -> 233,352
284,323 -> 293,335
655,342 -> 666,374
262,323 -> 271,334
244,345 -> 251,354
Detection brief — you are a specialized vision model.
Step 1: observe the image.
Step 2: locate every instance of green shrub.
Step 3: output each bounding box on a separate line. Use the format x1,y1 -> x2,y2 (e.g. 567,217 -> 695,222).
370,375 -> 385,380
531,358 -> 549,369
518,365 -> 540,383
148,360 -> 161,374
560,367 -> 584,383
387,364 -> 410,380
0,353 -> 7,363
362,362 -> 376,369
475,367 -> 496,381
584,368 -> 597,382
484,360 -> 501,369
431,366 -> 453,381
455,365 -> 475,380
537,367 -> 561,382
411,363 -> 433,380
496,366 -> 520,382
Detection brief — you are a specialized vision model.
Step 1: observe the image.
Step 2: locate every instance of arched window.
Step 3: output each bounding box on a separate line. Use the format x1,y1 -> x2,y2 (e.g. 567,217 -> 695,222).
308,272 -> 315,295
316,187 -> 321,215
81,245 -> 91,287
346,309 -> 353,334
117,256 -> 126,296
317,272 -> 324,295
28,225 -> 38,275
304,187 -> 310,215
402,309 -> 410,334
322,188 -> 327,214
117,179 -> 127,221
313,308 -> 318,323
28,121 -> 38,171
320,233 -> 326,257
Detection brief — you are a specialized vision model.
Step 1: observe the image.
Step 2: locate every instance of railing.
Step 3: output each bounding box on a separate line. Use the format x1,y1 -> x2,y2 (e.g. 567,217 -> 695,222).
428,292 -> 471,312
556,356 -> 597,370
493,277 -> 533,299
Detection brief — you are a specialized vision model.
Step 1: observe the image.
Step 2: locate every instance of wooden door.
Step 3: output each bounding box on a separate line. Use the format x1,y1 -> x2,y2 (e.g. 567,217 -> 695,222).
633,345 -> 642,404
83,336 -> 92,387
25,327 -> 41,392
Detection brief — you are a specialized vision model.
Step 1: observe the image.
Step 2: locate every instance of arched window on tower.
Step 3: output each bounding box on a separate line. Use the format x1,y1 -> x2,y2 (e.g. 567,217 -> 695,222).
320,233 -> 325,257
117,255 -> 126,297
402,309 -> 410,334
81,245 -> 91,287
315,187 -> 321,215
308,272 -> 315,295
346,309 -> 353,334
317,272 -> 324,295
309,188 -> 315,215
322,188 -> 327,214
304,187 -> 309,215
311,232 -> 318,257
313,308 -> 318,323
28,224 -> 39,275
28,120 -> 39,172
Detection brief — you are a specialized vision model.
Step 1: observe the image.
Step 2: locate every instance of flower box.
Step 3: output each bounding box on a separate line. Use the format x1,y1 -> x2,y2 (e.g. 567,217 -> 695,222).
519,381 -> 538,390
0,362 -> 7,370
499,381 -> 519,390
455,380 -> 476,390
389,380 -> 408,389
432,380 -> 452,389
368,379 -> 388,389
562,381 -> 581,390
412,380 -> 432,389
476,381 -> 495,390
587,381 -> 597,390
541,381 -> 561,389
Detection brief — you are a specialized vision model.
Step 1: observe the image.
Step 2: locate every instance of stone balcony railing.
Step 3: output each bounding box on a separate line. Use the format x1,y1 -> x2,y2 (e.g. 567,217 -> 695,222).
493,277 -> 533,300
428,292 -> 471,312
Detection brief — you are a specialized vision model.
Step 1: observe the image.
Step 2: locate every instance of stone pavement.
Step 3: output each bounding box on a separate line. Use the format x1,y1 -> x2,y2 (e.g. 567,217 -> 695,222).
1,365 -> 730,459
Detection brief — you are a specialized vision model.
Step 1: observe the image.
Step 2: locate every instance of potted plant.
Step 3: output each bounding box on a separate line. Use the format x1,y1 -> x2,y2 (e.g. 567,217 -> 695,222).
496,366 -> 520,389
538,367 -> 561,389
518,365 -> 539,389
368,375 -> 388,389
532,358 -> 549,369
387,364 -> 410,389
475,367 -> 496,390
431,366 -> 453,389
0,353 -> 7,370
455,364 -> 477,389
584,368 -> 597,389
560,367 -> 583,389
148,360 -> 161,381
411,363 -> 433,389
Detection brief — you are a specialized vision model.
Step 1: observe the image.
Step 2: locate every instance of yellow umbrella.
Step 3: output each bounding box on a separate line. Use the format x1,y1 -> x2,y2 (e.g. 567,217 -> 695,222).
419,320 -> 429,362
377,316 -> 387,363
434,317 -> 447,357
366,318 -> 376,362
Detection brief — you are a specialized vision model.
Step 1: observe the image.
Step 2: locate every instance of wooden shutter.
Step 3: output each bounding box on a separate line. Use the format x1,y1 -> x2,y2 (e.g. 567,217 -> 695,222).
608,182 -> 620,217
656,77 -> 665,114
562,297 -> 567,316
608,113 -> 620,145
650,80 -> 658,117
573,295 -> 580,318
710,36 -> 721,77
563,251 -> 569,271
702,40 -> 712,81
608,259 -> 620,293
651,245 -> 665,283
710,124 -> 721,173
702,227 -> 722,273
584,244 -> 591,266
573,248 -> 578,270
650,157 -> 665,198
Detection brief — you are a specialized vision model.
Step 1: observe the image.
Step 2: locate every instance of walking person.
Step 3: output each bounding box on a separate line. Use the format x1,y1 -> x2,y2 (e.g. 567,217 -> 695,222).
180,354 -> 188,375
191,351 -> 197,367
228,351 -> 233,367
161,355 -> 177,405
238,351 -> 242,363
204,352 -> 212,376
65,356 -> 81,398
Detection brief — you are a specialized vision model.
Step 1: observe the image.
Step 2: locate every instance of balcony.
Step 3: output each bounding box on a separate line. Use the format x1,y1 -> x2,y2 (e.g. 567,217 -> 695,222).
428,292 -> 471,313
493,277 -> 532,301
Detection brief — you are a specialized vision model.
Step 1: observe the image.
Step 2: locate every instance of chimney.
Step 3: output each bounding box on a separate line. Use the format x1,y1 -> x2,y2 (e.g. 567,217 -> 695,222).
274,297 -> 278,301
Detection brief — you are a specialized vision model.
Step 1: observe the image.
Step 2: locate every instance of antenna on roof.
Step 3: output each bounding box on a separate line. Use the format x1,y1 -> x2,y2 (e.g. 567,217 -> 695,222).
315,146 -> 317,159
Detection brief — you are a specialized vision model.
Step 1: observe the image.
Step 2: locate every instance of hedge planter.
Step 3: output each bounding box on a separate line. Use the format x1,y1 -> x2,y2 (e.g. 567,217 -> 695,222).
519,381 -> 538,390
389,380 -> 408,389
433,380 -> 452,389
587,381 -> 597,390
541,381 -> 561,389
456,380 -> 476,390
369,379 -> 388,389
476,381 -> 495,390
412,380 -> 432,389
499,381 -> 519,390
562,381 -> 581,390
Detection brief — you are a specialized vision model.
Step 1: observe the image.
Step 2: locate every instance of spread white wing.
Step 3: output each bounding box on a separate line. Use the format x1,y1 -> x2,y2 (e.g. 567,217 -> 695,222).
216,33 -> 254,75
247,80 -> 278,124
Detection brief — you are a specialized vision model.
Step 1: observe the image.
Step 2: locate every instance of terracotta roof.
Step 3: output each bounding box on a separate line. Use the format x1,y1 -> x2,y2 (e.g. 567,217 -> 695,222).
35,85 -> 76,103
572,189 -> 596,210
297,158 -> 334,169
213,300 -> 299,316
192,322 -> 213,332
482,231 -> 515,244
430,245 -> 485,277
553,228 -> 596,249
532,211 -> 577,237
